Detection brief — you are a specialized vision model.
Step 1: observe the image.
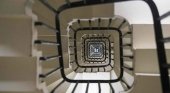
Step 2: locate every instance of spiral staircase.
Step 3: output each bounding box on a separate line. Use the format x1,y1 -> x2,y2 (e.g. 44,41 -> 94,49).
0,0 -> 170,93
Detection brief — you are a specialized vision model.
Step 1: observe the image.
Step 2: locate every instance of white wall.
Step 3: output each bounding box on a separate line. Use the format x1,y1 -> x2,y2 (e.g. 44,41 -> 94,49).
115,0 -> 170,24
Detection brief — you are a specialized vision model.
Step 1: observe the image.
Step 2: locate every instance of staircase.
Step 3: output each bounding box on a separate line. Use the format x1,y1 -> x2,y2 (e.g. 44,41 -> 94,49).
0,0 -> 170,93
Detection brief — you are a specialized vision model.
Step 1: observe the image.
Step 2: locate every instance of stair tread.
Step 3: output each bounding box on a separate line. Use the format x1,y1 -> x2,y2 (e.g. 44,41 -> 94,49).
47,71 -> 76,93
43,68 -> 72,86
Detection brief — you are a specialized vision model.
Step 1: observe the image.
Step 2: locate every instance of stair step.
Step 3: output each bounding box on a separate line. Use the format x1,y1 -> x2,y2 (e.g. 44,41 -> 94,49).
123,49 -> 133,56
108,17 -> 121,28
124,61 -> 133,68
0,0 -> 30,15
0,57 -> 37,92
46,0 -> 66,11
122,72 -> 134,87
47,71 -> 76,93
35,21 -> 58,33
110,70 -> 125,92
67,72 -> 111,93
37,45 -> 58,56
36,25 -> 56,36
78,19 -> 90,28
32,0 -> 55,27
123,61 -> 134,76
130,74 -> 162,93
40,67 -> 61,78
43,68 -> 73,86
70,20 -> 79,30
122,31 -> 132,38
119,20 -> 130,30
123,38 -> 132,45
0,15 -> 35,56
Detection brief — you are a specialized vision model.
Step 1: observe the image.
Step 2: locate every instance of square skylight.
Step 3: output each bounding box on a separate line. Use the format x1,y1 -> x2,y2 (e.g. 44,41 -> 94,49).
88,42 -> 104,59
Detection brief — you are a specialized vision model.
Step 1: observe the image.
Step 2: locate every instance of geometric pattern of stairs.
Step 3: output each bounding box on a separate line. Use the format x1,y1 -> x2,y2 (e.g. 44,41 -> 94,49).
35,0 -> 170,92
0,0 -> 170,93
35,0 -> 135,92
